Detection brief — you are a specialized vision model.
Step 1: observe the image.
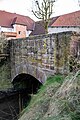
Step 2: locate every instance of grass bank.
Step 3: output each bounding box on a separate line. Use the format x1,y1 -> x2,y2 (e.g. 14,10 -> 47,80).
19,71 -> 80,120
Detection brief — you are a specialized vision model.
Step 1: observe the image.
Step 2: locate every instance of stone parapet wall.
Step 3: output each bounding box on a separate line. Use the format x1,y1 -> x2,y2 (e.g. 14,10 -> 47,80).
9,32 -> 80,82
70,32 -> 80,58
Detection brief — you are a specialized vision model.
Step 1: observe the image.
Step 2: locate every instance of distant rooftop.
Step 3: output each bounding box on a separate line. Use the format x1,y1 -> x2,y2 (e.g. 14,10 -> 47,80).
51,10 -> 80,27
30,17 -> 59,36
30,10 -> 80,36
0,10 -> 35,30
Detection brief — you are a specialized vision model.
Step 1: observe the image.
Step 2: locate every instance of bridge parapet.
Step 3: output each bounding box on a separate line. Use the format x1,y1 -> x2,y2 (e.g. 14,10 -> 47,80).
9,32 -> 80,83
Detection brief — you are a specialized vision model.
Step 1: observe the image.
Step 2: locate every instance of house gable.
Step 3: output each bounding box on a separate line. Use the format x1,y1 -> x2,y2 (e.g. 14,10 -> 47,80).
0,10 -> 35,39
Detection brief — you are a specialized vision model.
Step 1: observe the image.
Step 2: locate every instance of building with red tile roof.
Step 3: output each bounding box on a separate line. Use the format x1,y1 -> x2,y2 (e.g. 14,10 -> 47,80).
51,10 -> 80,27
48,10 -> 80,34
0,10 -> 35,39
1,10 -> 80,38
30,17 -> 59,36
30,10 -> 80,36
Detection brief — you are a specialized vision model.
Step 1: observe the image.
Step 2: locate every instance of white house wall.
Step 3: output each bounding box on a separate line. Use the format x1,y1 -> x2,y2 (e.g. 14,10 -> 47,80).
26,31 -> 32,37
48,27 -> 80,34
0,26 -> 14,32
0,25 -> 32,38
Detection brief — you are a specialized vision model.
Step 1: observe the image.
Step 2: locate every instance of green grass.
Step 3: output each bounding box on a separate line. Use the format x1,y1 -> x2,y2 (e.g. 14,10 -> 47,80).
0,61 -> 12,90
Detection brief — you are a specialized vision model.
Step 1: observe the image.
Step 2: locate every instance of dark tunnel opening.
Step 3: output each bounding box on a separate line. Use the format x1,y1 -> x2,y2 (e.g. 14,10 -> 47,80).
12,73 -> 42,94
12,73 -> 42,114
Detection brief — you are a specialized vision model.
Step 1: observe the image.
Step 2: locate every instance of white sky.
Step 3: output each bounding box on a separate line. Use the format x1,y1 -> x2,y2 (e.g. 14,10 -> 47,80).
0,0 -> 80,21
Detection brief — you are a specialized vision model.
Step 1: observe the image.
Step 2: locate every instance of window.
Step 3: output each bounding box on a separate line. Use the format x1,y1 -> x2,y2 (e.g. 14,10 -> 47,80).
18,31 -> 21,34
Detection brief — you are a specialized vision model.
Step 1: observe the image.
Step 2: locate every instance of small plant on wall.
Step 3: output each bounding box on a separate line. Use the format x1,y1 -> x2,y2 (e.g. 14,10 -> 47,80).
69,55 -> 80,72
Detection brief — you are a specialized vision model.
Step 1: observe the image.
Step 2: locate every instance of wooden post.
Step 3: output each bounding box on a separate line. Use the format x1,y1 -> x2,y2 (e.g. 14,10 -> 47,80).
19,92 -> 22,113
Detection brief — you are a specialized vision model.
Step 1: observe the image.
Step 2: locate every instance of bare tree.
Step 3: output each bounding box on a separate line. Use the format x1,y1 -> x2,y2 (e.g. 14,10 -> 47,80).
32,0 -> 55,33
78,0 -> 80,6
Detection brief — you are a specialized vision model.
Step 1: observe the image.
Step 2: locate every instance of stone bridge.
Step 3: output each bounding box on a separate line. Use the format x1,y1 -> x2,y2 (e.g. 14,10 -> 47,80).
9,31 -> 78,84
0,31 -> 80,119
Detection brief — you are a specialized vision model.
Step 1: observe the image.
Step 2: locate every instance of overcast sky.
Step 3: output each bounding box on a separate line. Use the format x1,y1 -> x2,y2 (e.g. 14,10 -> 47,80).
0,0 -> 80,21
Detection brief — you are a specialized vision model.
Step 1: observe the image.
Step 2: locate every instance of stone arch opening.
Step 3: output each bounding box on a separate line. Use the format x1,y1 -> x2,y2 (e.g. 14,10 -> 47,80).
12,73 -> 42,113
12,73 -> 42,94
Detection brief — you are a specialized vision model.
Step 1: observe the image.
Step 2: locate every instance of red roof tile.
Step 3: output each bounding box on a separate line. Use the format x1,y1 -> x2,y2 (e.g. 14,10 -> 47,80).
51,10 -> 80,27
0,10 -> 35,30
